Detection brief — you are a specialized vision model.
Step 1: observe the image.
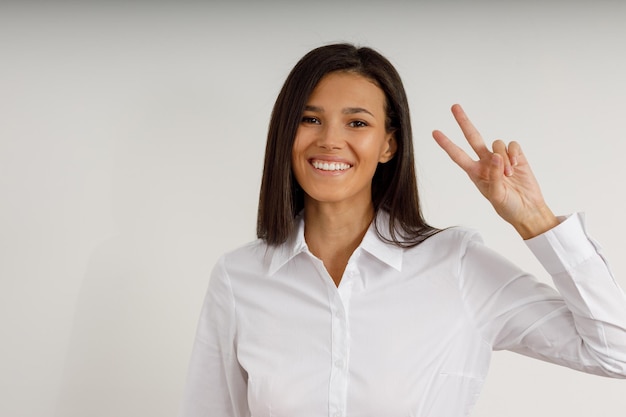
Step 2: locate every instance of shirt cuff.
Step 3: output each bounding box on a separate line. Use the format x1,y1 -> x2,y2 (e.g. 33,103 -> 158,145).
525,212 -> 598,275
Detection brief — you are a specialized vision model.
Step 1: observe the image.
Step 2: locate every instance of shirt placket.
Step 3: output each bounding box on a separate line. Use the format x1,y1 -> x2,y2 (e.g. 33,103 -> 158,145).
328,254 -> 358,417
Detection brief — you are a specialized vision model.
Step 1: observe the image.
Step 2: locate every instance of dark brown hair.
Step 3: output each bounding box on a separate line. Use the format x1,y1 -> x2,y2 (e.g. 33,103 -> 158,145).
257,43 -> 439,246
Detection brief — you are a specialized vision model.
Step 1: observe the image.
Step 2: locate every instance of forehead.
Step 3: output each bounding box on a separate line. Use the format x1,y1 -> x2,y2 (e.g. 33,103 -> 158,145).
307,72 -> 386,111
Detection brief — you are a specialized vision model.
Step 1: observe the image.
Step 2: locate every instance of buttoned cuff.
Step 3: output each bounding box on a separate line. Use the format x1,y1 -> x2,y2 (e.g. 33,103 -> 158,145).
525,212 -> 598,275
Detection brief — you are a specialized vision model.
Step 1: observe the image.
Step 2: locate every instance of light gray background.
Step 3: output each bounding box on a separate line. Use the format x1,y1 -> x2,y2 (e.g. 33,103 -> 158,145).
1,1 -> 625,416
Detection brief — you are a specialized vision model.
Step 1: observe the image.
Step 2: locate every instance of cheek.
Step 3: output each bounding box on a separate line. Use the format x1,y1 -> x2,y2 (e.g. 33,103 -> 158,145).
291,141 -> 303,168
291,133 -> 306,157
357,137 -> 387,161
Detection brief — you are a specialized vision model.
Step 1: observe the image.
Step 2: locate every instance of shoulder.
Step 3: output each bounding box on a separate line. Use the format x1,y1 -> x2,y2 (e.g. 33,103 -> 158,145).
408,226 -> 483,254
205,239 -> 271,299
435,226 -> 483,245
216,238 -> 272,275
399,226 -> 486,273
214,216 -> 306,284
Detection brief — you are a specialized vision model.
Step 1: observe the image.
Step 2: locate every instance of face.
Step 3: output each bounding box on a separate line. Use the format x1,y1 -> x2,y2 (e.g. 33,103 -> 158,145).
291,71 -> 397,209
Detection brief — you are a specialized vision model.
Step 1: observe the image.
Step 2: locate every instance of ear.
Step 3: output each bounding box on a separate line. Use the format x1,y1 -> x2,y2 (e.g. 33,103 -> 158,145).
378,132 -> 397,163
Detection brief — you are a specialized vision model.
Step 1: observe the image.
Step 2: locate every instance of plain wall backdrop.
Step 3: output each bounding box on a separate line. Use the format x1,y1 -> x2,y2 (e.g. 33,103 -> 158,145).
1,1 -> 625,416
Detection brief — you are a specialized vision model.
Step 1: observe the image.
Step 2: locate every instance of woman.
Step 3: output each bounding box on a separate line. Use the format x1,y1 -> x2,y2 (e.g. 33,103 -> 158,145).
180,43 -> 626,417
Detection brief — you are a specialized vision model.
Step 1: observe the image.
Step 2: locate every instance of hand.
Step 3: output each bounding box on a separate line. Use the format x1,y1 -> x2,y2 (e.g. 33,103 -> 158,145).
432,104 -> 559,239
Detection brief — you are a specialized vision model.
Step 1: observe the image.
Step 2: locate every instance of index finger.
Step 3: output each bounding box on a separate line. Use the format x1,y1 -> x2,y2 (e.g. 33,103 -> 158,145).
451,104 -> 490,158
432,129 -> 475,173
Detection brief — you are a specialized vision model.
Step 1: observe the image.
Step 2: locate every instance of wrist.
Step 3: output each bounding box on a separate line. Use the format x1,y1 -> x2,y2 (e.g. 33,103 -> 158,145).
512,206 -> 560,240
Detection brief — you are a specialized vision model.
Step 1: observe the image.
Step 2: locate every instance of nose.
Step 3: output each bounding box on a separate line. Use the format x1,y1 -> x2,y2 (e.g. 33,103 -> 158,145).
316,122 -> 344,150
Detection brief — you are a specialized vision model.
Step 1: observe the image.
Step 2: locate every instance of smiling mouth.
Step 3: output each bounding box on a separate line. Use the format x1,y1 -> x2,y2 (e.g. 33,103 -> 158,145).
311,160 -> 352,171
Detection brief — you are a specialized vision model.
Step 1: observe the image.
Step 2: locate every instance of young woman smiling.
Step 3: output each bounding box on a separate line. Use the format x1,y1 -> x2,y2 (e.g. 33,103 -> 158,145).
291,71 -> 398,286
180,44 -> 626,417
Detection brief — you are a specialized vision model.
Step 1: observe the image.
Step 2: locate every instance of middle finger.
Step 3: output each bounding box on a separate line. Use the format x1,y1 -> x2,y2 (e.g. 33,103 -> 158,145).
451,104 -> 490,158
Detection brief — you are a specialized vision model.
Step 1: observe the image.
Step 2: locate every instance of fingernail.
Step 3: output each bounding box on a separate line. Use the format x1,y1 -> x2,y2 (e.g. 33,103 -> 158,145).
505,166 -> 513,176
511,156 -> 518,166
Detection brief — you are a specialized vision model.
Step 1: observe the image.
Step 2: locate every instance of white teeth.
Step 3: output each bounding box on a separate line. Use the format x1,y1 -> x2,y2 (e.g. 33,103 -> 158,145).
312,161 -> 351,171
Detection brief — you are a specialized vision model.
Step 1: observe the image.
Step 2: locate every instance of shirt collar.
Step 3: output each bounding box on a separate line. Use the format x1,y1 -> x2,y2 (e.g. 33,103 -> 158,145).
267,214 -> 308,276
267,211 -> 404,276
360,211 -> 404,272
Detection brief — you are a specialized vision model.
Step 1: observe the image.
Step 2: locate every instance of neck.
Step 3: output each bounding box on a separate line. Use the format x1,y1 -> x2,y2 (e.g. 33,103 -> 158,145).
303,198 -> 375,286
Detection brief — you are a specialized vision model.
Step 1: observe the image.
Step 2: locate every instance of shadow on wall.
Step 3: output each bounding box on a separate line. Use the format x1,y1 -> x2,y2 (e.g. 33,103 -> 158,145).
53,90 -> 220,417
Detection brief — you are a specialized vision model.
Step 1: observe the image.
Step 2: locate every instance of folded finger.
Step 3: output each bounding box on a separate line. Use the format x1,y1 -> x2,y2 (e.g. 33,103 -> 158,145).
492,139 -> 512,176
507,140 -> 522,167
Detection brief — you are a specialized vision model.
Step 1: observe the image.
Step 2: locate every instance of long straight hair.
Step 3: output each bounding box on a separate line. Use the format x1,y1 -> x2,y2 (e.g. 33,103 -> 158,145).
257,43 -> 439,246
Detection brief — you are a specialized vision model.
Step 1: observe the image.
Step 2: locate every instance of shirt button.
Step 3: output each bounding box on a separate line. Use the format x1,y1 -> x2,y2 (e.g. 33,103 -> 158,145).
333,412 -> 343,417
334,359 -> 344,368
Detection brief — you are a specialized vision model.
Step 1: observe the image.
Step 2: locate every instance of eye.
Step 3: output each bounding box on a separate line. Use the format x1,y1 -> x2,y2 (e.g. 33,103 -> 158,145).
348,120 -> 368,128
301,116 -> 321,125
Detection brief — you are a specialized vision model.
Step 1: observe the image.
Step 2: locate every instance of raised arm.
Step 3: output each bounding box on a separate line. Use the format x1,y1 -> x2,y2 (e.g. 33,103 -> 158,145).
432,104 -> 559,239
434,105 -> 626,378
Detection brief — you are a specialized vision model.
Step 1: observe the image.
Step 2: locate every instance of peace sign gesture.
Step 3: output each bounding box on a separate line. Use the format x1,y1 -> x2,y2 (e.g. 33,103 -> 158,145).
432,104 -> 559,239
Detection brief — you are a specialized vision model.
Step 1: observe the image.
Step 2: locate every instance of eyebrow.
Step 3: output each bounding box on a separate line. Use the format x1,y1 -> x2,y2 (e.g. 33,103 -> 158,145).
304,105 -> 374,117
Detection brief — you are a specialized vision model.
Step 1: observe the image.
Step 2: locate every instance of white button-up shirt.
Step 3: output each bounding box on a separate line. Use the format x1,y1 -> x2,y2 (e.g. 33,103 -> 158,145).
180,212 -> 626,417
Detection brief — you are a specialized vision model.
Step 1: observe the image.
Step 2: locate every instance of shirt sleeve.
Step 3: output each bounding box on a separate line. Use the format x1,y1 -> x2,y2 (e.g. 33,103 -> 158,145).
179,256 -> 250,417
458,213 -> 626,378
